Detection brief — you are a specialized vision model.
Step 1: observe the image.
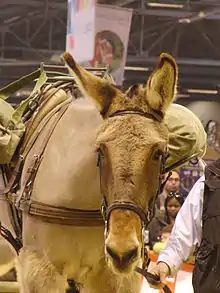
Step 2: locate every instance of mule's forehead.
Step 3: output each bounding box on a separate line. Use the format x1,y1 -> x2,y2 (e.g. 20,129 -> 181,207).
108,86 -> 153,117
96,115 -> 168,146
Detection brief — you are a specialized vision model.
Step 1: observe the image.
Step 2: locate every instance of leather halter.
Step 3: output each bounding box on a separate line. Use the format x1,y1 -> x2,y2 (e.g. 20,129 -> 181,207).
98,109 -> 171,293
106,202 -> 149,225
97,109 -> 166,230
109,109 -> 163,122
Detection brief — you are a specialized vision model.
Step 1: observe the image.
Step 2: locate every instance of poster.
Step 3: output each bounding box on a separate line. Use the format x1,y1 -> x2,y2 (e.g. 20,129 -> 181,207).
66,0 -> 95,63
206,120 -> 220,153
179,159 -> 214,196
88,5 -> 133,85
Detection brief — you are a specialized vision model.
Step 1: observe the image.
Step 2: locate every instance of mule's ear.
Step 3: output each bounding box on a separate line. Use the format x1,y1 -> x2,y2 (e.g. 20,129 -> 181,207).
63,52 -> 122,117
146,53 -> 178,114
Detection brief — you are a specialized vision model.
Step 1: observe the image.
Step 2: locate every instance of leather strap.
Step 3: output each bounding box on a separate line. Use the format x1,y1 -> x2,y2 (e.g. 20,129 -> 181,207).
15,99 -> 72,209
3,87 -> 72,196
0,221 -> 22,254
5,94 -> 105,227
109,109 -> 163,122
107,202 -> 149,226
19,200 -> 104,226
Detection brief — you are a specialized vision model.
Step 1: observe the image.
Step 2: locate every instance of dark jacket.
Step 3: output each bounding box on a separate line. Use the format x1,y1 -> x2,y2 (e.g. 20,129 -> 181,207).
193,159 -> 220,293
148,210 -> 170,248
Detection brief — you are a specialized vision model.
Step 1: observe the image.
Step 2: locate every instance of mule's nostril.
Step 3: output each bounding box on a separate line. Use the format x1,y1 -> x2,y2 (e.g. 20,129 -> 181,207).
123,247 -> 138,263
106,246 -> 138,267
106,246 -> 120,262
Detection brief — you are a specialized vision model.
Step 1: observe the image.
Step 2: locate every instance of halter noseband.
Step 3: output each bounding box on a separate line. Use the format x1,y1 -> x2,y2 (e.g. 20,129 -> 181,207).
106,202 -> 149,225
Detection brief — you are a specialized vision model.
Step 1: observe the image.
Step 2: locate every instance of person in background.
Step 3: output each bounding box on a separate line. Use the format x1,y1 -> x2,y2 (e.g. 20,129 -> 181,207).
160,225 -> 173,244
156,170 -> 181,211
148,158 -> 220,293
148,191 -> 184,248
152,225 -> 173,255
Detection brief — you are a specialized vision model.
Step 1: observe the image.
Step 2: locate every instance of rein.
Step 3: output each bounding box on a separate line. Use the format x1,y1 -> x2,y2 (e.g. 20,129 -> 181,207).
135,267 -> 172,293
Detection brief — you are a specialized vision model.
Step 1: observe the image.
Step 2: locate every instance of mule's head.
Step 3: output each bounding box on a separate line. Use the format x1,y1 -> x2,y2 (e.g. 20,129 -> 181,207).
63,52 -> 178,274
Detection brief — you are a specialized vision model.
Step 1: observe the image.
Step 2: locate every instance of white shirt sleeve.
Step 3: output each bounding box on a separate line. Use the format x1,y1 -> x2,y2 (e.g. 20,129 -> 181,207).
157,175 -> 205,275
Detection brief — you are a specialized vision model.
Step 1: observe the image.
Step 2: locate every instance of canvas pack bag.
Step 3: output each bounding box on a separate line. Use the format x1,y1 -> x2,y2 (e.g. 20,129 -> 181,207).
164,103 -> 207,172
0,68 -> 48,164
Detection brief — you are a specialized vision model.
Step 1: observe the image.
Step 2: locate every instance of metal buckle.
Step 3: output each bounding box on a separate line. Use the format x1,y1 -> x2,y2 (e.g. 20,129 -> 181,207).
101,203 -> 107,221
104,220 -> 108,239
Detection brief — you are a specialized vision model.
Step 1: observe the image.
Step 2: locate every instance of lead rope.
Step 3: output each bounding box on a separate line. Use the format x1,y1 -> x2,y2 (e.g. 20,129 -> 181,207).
135,267 -> 172,293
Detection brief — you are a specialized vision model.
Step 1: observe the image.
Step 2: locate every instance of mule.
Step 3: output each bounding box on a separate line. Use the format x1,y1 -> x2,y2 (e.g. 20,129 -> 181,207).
11,52 -> 178,293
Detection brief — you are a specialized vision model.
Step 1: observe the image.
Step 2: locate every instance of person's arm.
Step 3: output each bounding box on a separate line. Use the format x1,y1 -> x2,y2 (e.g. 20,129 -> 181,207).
148,175 -> 204,285
157,175 -> 204,275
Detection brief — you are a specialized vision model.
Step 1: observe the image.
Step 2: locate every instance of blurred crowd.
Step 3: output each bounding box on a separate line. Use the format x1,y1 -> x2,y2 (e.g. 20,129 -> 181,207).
146,169 -> 195,264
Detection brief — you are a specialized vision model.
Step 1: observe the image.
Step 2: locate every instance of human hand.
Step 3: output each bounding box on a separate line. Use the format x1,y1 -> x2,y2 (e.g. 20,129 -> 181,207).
148,261 -> 170,289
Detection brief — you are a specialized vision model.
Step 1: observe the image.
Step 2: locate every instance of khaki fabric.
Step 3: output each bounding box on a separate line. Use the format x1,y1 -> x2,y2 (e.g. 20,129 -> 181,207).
165,103 -> 207,172
0,99 -> 14,127
0,99 -> 25,164
0,68 -> 47,164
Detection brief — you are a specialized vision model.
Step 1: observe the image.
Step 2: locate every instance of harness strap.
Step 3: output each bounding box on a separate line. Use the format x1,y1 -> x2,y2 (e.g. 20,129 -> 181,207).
19,200 -> 104,226
0,221 -> 22,254
1,166 -> 22,245
5,94 -> 106,227
3,88 -> 72,196
15,99 -> 72,209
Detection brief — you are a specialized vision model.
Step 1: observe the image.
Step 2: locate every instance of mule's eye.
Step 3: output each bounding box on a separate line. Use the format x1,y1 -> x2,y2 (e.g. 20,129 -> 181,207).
152,150 -> 162,161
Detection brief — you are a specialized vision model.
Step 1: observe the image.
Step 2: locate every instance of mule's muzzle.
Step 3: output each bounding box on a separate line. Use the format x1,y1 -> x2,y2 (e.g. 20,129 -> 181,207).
106,246 -> 139,271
